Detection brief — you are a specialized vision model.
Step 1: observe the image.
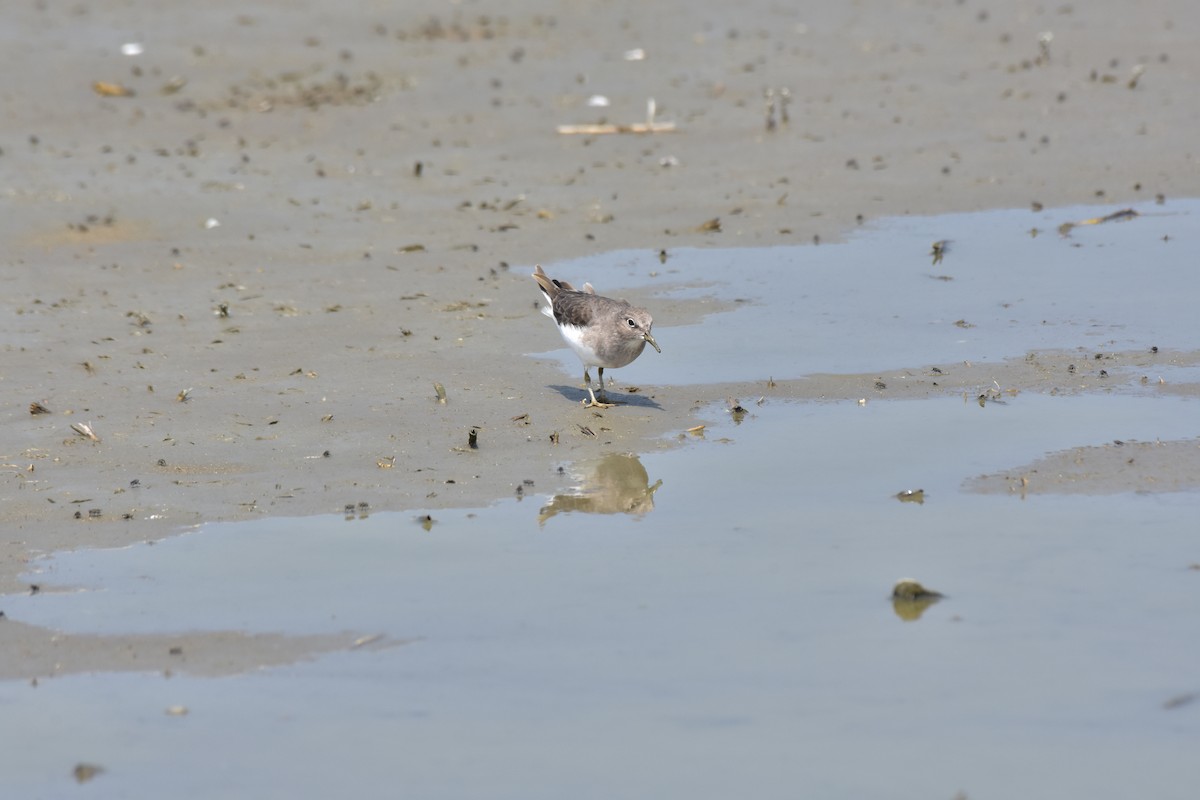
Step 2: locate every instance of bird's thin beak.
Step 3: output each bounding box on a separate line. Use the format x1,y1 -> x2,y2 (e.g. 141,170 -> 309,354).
644,332 -> 661,353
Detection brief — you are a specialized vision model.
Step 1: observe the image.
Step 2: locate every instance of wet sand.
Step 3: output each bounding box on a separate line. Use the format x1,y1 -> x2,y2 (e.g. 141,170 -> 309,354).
2,0 -> 1198,675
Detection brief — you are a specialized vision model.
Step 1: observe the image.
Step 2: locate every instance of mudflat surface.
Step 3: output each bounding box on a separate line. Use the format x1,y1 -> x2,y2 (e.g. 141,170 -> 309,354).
2,0 -> 1199,675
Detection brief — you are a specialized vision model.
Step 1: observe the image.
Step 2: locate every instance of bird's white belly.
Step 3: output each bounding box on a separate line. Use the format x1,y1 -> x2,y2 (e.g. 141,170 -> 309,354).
559,323 -> 603,368
558,322 -> 644,369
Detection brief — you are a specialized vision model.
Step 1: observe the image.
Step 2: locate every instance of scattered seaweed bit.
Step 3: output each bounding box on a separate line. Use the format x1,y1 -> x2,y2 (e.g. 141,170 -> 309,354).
160,76 -> 187,95
70,422 -> 100,442
29,401 -> 51,415
176,388 -> 192,403
891,578 -> 945,621
467,427 -> 479,450
433,382 -> 447,404
223,70 -> 384,112
895,489 -> 925,504
892,578 -> 943,601
930,239 -> 949,265
696,217 -> 722,233
73,763 -> 105,784
576,424 -> 596,438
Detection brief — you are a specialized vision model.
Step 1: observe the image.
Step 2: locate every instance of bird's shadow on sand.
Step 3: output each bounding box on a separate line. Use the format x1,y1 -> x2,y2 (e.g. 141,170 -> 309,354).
547,385 -> 663,410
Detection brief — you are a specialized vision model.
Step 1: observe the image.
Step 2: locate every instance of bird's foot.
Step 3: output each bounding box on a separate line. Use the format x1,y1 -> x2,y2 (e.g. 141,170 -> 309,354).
583,387 -> 617,409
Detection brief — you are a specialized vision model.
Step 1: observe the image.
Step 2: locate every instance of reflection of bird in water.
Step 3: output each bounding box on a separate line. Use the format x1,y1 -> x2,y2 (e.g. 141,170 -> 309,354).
538,452 -> 662,525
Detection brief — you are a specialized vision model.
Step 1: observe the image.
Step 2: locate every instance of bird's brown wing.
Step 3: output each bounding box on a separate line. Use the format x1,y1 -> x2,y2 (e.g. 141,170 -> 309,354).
552,288 -> 606,327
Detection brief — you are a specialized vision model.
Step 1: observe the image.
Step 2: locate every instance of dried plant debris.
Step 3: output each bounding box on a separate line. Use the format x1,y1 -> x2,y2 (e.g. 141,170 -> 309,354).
70,422 -> 100,442
92,81 -> 133,97
1059,207 -> 1139,236
557,98 -> 676,135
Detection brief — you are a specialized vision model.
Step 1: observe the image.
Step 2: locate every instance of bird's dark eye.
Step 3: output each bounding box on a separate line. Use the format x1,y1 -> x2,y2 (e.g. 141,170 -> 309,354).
626,318 -> 636,328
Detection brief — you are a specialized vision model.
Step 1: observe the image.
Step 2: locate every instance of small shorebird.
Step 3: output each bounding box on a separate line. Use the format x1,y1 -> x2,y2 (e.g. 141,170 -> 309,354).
532,264 -> 661,408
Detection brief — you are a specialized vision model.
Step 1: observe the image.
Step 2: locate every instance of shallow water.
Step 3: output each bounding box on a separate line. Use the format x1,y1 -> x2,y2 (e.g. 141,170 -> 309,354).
540,200 -> 1198,384
4,201 -> 1199,799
